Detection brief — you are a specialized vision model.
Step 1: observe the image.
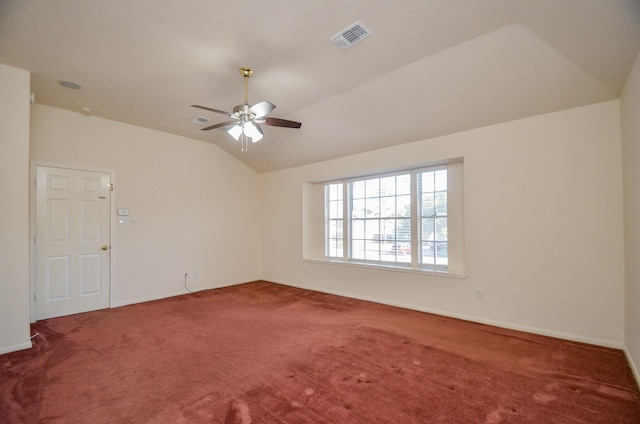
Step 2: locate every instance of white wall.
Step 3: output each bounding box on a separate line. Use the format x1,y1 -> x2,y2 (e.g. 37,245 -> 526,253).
0,64 -> 32,354
262,101 -> 625,347
30,105 -> 262,307
0,67 -> 631,357
621,52 -> 640,383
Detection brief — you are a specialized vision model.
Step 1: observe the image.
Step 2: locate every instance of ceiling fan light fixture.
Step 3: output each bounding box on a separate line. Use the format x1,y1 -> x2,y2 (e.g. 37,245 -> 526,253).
228,122 -> 263,153
228,122 -> 264,143
244,121 -> 263,142
228,125 -> 243,141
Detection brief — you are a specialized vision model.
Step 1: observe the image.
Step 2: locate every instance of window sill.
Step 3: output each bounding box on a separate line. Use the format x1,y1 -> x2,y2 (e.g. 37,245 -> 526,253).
303,258 -> 468,279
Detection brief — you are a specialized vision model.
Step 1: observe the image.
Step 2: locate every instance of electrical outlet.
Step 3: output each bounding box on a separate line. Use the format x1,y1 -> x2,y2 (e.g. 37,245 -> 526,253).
194,269 -> 199,278
475,288 -> 484,301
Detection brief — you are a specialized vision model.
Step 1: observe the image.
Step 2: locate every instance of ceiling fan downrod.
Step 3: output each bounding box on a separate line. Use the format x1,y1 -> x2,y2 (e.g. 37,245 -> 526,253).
240,67 -> 252,106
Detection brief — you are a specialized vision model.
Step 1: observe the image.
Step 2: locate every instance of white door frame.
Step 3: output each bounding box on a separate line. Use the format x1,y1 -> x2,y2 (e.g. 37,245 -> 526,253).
30,161 -> 115,323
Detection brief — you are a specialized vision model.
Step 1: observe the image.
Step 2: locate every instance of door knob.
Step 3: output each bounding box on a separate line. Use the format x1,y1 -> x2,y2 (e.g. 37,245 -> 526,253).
101,245 -> 108,251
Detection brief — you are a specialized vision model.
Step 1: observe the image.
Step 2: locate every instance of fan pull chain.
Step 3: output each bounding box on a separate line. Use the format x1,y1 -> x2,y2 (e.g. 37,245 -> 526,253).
241,132 -> 248,152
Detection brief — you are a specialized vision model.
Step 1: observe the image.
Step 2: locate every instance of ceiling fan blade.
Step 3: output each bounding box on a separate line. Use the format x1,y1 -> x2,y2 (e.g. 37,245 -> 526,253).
191,105 -> 232,116
249,101 -> 276,118
257,117 -> 302,129
201,120 -> 237,131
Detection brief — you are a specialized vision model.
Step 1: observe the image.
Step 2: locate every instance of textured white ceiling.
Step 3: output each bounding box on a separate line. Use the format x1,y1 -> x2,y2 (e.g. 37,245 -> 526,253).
1,0 -> 639,172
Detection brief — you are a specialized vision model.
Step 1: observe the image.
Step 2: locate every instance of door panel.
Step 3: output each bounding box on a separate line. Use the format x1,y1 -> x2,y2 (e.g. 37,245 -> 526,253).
36,166 -> 111,320
46,256 -> 70,300
48,199 -> 69,242
80,253 -> 101,295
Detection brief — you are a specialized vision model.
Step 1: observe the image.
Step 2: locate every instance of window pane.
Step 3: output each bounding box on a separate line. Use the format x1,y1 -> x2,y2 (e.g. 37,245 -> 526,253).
365,178 -> 380,197
366,198 -> 380,218
328,220 -> 341,238
422,217 -> 434,241
381,196 -> 396,218
330,183 -> 342,200
352,199 -> 365,219
396,218 -> 411,241
351,240 -> 365,260
434,169 -> 447,191
380,176 -> 395,196
397,174 -> 410,195
335,201 -> 344,219
422,241 -> 435,264
422,193 -> 435,217
421,171 -> 434,193
435,217 -> 447,241
328,237 -> 343,257
394,243 -> 412,263
365,219 -> 380,240
436,242 -> 448,265
382,219 -> 396,241
365,241 -> 380,260
351,181 -> 365,199
435,192 -> 447,216
397,195 -> 411,217
352,219 -> 364,239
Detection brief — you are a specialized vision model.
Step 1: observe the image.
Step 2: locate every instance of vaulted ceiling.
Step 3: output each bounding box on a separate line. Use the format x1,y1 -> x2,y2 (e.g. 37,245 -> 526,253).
1,1 -> 639,172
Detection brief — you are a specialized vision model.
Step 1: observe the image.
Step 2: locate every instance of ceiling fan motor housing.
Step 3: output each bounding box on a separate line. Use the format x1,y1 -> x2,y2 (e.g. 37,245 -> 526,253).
232,104 -> 253,122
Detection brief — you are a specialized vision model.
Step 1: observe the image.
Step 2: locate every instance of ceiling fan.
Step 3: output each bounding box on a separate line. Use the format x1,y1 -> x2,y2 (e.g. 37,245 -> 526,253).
192,67 -> 302,152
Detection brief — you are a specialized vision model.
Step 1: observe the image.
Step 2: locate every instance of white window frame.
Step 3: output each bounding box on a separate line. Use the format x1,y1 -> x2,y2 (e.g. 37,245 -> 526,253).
323,163 -> 463,276
324,182 -> 344,259
416,166 -> 449,269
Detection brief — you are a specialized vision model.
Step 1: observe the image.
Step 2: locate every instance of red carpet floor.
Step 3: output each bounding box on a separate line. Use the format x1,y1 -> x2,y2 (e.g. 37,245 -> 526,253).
1,280 -> 639,423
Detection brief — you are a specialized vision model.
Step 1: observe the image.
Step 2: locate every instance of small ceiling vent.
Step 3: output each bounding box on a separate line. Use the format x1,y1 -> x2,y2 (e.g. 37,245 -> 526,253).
331,21 -> 372,50
192,116 -> 210,125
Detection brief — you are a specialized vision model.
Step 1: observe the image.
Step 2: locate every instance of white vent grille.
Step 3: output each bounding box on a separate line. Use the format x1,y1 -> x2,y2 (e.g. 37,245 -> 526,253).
192,116 -> 210,125
331,21 -> 372,50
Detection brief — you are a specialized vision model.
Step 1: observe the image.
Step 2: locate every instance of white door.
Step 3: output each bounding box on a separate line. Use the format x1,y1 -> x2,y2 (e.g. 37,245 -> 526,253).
35,166 -> 111,320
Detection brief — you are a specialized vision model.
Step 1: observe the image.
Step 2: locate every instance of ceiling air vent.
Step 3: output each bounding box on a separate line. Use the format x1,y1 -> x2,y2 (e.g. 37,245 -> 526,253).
331,21 -> 372,50
192,116 -> 210,125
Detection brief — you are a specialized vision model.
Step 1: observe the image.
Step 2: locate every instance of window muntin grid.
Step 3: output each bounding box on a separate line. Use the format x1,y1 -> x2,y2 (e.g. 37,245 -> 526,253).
349,174 -> 411,264
418,168 -> 448,266
324,166 -> 449,270
325,183 -> 343,258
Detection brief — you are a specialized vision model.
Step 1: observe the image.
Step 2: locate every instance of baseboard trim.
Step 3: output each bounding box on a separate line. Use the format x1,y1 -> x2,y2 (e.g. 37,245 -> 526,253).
111,279 -> 255,308
624,347 -> 640,389
267,278 -> 624,350
0,340 -> 32,355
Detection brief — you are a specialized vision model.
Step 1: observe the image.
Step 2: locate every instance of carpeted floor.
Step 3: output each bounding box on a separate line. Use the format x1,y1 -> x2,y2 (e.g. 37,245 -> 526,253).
1,280 -> 639,423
